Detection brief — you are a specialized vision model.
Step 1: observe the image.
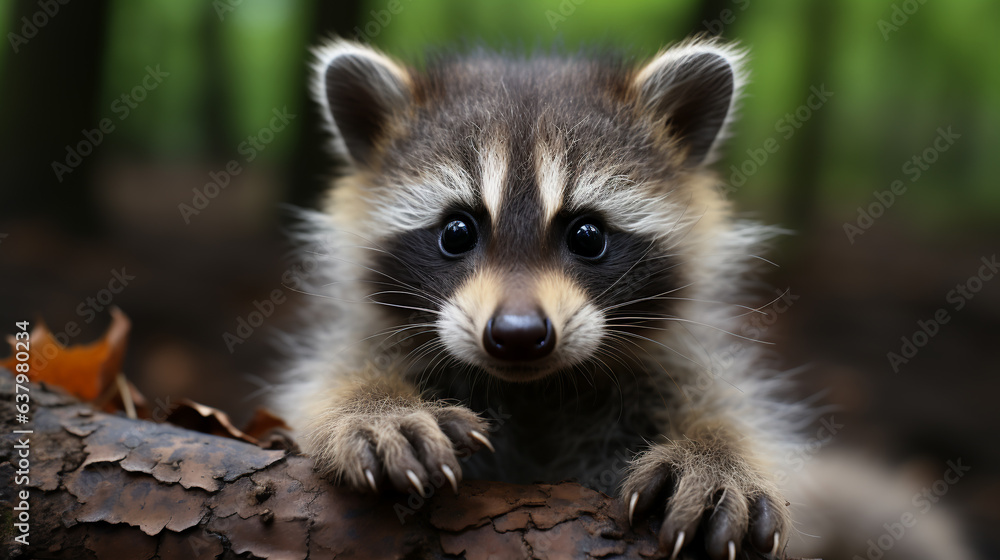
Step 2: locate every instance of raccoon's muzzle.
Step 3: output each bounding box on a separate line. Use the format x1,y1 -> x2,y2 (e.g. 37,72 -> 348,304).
483,303 -> 556,361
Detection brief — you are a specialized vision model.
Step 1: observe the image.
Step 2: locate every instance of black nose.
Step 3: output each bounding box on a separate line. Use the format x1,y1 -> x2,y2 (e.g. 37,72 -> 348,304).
483,308 -> 556,361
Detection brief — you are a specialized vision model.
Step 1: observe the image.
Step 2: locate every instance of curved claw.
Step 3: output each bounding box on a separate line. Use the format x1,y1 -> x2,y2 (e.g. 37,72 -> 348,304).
627,491 -> 639,526
364,469 -> 378,493
469,430 -> 495,453
669,530 -> 685,560
405,469 -> 428,498
441,464 -> 459,494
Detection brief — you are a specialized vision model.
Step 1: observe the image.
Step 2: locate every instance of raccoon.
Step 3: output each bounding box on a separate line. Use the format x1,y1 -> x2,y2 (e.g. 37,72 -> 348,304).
273,38 -> 966,560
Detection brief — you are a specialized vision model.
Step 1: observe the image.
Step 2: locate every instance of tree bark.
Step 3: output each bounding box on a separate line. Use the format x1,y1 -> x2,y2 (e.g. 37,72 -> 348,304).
0,370 -> 794,559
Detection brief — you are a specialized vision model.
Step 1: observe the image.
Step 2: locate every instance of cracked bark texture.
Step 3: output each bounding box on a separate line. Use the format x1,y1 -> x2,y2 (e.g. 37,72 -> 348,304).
0,371 -> 799,559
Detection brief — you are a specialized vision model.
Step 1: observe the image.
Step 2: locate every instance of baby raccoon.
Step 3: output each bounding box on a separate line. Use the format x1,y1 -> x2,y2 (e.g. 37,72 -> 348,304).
278,37 -> 802,559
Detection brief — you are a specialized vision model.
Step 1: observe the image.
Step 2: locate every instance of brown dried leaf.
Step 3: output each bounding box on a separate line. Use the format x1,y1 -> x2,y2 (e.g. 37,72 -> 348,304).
2,307 -> 132,410
241,407 -> 291,439
165,399 -> 258,444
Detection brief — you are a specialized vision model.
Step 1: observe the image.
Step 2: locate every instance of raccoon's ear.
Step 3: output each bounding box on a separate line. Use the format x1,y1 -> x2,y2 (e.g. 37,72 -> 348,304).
632,40 -> 746,166
312,39 -> 413,167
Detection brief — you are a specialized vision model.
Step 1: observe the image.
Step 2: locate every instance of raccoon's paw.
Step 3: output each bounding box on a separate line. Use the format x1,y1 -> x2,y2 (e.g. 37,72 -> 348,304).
307,402 -> 492,497
622,438 -> 789,560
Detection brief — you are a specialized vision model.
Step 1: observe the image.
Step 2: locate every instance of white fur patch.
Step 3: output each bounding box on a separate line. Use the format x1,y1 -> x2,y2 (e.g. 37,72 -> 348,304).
436,267 -> 502,368
366,162 -> 479,235
535,141 -> 566,225
479,139 -> 508,220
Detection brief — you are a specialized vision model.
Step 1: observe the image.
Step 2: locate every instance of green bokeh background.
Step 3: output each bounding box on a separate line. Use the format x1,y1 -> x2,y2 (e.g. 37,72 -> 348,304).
4,0 -> 996,230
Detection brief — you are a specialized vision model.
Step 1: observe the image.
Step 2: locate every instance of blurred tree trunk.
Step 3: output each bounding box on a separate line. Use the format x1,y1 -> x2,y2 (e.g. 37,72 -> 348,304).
286,0 -> 364,212
779,1 -> 836,241
0,0 -> 111,234
693,0 -> 730,36
202,7 -> 232,160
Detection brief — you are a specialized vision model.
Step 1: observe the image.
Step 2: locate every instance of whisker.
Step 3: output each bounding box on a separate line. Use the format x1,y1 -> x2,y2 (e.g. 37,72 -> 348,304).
599,332 -> 682,412
605,328 -> 744,393
599,282 -> 697,313
317,253 -> 443,304
358,322 -> 436,344
747,254 -> 780,268
364,289 -> 447,307
313,226 -> 444,290
618,295 -> 771,317
594,240 -> 659,301
604,316 -> 772,346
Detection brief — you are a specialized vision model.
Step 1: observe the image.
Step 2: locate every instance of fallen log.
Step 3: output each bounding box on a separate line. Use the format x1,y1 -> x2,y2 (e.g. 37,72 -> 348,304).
0,369 -> 793,559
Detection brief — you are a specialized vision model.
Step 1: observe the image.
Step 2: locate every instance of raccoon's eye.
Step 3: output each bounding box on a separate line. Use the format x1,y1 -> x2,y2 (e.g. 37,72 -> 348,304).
439,214 -> 478,257
567,217 -> 607,260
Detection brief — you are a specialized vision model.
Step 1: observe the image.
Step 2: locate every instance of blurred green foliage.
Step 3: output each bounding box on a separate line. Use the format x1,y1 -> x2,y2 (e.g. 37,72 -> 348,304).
101,0 -> 310,159
2,0 -> 997,230
362,0 -> 1000,229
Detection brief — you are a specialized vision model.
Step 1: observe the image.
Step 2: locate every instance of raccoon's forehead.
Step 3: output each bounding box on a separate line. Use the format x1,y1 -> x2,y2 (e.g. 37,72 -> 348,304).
363,58 -> 690,239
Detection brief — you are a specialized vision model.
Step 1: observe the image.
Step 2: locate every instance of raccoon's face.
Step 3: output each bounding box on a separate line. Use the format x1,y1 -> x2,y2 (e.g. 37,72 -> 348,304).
315,40 -> 743,382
